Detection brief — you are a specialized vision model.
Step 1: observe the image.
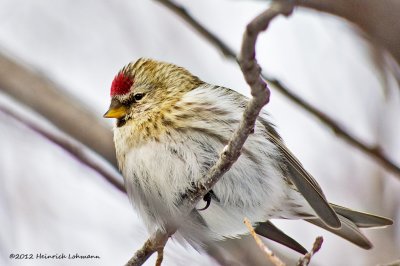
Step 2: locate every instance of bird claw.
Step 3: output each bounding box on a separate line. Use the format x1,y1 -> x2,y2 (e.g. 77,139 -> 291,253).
197,192 -> 212,211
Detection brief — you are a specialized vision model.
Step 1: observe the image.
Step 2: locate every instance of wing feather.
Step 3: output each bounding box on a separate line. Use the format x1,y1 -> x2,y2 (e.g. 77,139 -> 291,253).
266,131 -> 341,229
255,221 -> 307,254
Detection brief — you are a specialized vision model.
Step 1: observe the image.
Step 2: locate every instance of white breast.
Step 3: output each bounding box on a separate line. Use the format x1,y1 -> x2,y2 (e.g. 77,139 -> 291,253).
113,84 -> 307,245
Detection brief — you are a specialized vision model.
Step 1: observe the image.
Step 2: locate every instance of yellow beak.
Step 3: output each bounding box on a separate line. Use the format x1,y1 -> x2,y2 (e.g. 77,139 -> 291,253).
103,99 -> 128,119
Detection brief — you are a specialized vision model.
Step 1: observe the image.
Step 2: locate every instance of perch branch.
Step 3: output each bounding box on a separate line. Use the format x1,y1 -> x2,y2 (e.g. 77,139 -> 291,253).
0,104 -> 125,193
124,230 -> 169,266
155,247 -> 164,266
244,218 -> 286,266
297,236 -> 323,266
0,52 -> 117,167
377,259 -> 400,266
155,0 -> 400,178
294,0 -> 400,68
125,3 -> 293,265
0,52 -> 125,193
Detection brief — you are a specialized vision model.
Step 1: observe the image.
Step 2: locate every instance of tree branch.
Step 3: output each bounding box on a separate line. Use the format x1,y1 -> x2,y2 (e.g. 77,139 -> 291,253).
245,217 -> 324,266
155,247 -> 164,266
244,218 -> 286,266
125,3 -> 293,265
294,0 -> 400,69
0,52 -> 126,193
155,0 -> 400,178
0,52 -> 117,167
125,230 -> 169,266
297,236 -> 323,266
154,0 -> 236,58
377,259 -> 400,266
0,103 -> 125,193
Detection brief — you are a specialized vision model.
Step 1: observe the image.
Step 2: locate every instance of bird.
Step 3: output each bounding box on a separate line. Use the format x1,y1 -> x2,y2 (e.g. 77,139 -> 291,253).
104,58 -> 392,255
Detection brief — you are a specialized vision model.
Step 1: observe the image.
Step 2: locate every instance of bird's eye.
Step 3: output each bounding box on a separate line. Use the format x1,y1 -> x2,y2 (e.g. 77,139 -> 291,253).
134,93 -> 144,101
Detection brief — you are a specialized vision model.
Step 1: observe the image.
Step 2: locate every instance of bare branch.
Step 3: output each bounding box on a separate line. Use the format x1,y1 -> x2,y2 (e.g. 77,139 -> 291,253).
125,231 -> 169,266
271,78 -> 400,177
154,0 -> 236,58
0,103 -> 125,193
294,0 -> 400,68
0,52 -> 117,167
297,236 -> 323,266
126,3 -> 293,265
179,1 -> 295,214
155,247 -> 164,266
0,52 -> 126,194
244,218 -> 286,266
155,0 -> 400,178
377,259 -> 400,266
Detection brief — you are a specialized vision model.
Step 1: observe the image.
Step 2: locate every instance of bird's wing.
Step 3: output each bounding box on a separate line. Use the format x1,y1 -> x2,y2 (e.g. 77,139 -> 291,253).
331,203 -> 393,228
305,215 -> 372,249
265,129 -> 341,228
217,87 -> 340,228
255,221 -> 307,254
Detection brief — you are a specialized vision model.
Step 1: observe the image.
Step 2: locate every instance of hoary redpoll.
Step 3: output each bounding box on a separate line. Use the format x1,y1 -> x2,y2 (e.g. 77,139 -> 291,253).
104,58 -> 392,255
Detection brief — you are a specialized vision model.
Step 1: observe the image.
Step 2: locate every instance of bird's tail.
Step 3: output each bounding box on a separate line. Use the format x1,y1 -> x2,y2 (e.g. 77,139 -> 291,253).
305,203 -> 393,249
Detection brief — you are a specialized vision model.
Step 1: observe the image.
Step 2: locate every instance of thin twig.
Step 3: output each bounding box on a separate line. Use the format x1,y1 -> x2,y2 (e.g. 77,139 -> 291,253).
297,236 -> 323,266
0,104 -> 125,193
0,52 -> 118,167
154,0 -> 236,58
244,218 -> 286,266
0,51 -> 126,194
377,259 -> 400,266
155,247 -> 164,266
125,230 -> 169,266
294,0 -> 400,69
126,3 -> 293,265
178,0 -> 291,212
155,0 -> 400,178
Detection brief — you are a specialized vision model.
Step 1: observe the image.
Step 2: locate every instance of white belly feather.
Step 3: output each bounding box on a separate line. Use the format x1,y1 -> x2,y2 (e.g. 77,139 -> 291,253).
113,85 -> 311,245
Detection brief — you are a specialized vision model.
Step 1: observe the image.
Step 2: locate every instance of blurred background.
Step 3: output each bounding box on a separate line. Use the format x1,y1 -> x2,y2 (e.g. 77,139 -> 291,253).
0,0 -> 399,265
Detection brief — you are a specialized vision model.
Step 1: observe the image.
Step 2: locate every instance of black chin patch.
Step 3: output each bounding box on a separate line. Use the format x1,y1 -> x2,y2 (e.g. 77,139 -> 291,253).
116,117 -> 127,127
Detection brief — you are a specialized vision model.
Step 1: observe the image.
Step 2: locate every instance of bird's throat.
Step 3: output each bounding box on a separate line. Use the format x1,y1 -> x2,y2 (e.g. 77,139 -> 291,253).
116,117 -> 128,128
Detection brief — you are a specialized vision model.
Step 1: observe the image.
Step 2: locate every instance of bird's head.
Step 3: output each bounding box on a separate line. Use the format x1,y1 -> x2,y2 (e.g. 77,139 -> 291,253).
103,58 -> 203,126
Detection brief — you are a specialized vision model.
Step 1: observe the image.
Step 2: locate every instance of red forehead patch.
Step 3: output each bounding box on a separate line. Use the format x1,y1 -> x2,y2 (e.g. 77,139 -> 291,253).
110,72 -> 133,96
